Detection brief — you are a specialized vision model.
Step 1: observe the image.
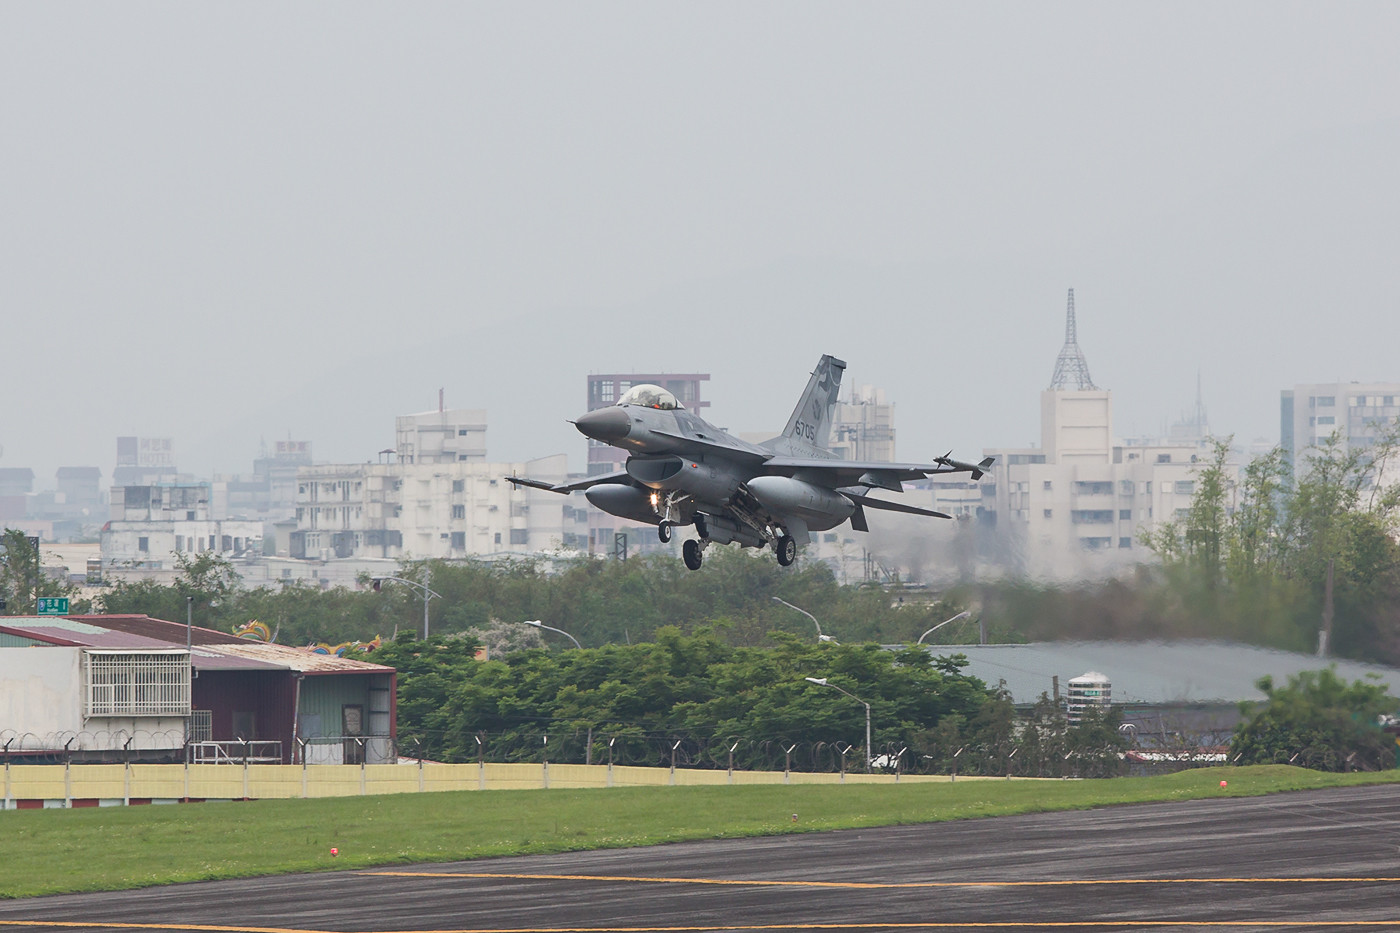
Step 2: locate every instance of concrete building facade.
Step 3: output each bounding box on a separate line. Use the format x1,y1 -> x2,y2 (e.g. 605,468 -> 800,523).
288,453 -> 576,562
1281,381 -> 1400,482
100,482 -> 264,570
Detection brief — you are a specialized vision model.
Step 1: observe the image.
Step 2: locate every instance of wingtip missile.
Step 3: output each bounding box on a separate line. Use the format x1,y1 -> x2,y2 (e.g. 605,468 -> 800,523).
935,454 -> 996,480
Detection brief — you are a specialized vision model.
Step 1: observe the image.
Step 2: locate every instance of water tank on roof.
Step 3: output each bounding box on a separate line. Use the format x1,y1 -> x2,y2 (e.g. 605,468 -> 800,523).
1067,671 -> 1111,725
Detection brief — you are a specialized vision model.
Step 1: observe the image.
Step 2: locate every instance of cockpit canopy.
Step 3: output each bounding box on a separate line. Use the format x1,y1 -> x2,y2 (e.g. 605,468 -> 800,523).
617,383 -> 682,410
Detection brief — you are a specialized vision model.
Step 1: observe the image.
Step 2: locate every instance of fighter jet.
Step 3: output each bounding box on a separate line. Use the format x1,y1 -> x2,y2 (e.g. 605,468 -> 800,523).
508,355 -> 992,571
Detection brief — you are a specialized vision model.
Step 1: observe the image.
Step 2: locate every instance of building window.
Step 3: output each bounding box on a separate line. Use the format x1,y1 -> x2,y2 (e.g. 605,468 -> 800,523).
1072,481 -> 1113,496
1119,480 -> 1135,496
83,651 -> 190,717
1156,453 -> 1172,464
451,532 -> 466,549
1043,509 -> 1053,519
1071,510 -> 1115,524
1176,481 -> 1195,495
1043,480 -> 1053,491
137,536 -> 149,552
494,532 -> 502,545
452,505 -> 466,519
510,529 -> 529,545
452,479 -> 465,492
189,709 -> 212,743
1118,537 -> 1133,548
1119,509 -> 1131,520
1317,416 -> 1334,425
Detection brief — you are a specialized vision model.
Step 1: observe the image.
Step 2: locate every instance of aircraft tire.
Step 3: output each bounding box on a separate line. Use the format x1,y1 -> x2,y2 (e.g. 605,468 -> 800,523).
682,539 -> 703,571
658,522 -> 673,543
776,535 -> 797,567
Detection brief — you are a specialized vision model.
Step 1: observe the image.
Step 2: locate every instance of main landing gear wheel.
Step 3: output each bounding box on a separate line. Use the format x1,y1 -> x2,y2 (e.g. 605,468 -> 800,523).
658,522 -> 673,543
682,539 -> 704,571
775,535 -> 797,567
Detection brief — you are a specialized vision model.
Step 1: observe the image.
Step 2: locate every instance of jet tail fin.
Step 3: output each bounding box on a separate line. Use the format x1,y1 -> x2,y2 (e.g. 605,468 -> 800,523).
761,354 -> 846,457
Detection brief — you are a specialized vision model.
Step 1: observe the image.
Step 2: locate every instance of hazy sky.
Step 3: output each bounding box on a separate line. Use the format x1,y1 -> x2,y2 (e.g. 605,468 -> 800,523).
4,3 -> 1398,484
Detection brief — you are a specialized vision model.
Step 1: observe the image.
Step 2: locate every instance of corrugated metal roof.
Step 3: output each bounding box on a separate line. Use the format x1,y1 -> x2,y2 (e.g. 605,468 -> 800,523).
931,641 -> 1400,706
0,619 -> 284,671
0,615 -> 392,677
70,614 -> 249,646
0,620 -> 174,651
208,642 -> 393,674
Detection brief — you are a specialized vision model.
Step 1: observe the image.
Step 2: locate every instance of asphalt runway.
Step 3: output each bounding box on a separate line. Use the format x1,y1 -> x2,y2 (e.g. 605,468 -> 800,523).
3,784 -> 1400,932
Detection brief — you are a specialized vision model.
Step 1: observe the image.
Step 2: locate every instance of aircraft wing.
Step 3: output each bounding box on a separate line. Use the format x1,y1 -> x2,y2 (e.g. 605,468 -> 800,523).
761,455 -> 994,487
505,469 -> 632,495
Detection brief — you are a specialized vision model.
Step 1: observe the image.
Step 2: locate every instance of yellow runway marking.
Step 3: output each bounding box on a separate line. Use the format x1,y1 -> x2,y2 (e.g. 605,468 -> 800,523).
6,875 -> 1398,932
360,869 -> 1400,889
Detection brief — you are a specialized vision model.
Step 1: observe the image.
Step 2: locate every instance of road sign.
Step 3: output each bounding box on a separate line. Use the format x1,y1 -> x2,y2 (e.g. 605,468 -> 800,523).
36,597 -> 69,615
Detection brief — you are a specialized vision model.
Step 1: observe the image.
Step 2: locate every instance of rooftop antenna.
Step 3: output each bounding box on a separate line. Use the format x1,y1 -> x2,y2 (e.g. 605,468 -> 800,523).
1049,288 -> 1098,390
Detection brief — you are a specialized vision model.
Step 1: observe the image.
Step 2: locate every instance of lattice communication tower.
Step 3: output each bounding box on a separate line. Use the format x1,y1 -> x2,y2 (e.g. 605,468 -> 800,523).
1048,288 -> 1097,390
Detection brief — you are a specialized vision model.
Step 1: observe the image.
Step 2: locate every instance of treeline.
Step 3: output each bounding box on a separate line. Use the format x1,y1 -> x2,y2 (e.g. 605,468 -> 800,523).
365,627 -> 1127,776
81,547 -> 977,650
1141,430 -> 1400,663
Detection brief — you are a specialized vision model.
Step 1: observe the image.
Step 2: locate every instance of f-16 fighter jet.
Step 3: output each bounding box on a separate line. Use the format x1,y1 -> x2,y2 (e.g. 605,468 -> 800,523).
508,355 -> 991,571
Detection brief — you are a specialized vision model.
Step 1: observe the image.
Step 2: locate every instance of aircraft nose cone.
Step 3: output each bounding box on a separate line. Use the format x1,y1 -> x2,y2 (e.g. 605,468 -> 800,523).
576,406 -> 631,442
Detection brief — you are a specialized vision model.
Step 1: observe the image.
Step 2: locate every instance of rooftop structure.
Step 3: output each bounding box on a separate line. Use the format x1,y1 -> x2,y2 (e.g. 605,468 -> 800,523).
1048,288 -> 1097,391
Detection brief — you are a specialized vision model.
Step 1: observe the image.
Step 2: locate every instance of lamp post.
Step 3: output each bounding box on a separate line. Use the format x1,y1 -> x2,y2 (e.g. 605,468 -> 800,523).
523,619 -> 582,649
805,676 -> 872,773
372,574 -> 442,639
772,596 -> 836,643
916,610 -> 972,645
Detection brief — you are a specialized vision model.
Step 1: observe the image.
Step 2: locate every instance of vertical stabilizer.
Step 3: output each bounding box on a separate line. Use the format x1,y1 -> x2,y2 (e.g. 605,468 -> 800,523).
764,355 -> 846,456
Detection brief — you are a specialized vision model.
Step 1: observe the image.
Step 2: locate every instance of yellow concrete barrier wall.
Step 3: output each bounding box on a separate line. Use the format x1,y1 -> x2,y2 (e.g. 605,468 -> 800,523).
2,761 -> 961,805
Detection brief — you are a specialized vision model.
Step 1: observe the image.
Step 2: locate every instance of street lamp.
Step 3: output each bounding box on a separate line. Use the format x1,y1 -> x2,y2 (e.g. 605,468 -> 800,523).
916,610 -> 972,645
805,676 -> 872,773
372,575 -> 442,639
772,596 -> 837,643
523,619 -> 582,649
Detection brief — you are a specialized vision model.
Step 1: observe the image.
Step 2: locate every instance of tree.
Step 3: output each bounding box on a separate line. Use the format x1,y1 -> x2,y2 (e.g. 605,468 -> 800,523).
0,528 -> 77,613
1181,437 -> 1233,588
1230,669 -> 1397,771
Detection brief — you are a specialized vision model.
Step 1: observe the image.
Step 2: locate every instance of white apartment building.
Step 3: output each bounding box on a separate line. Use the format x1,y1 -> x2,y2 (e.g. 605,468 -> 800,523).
1281,382 -> 1400,482
829,384 -> 896,462
394,408 -> 487,464
100,482 -> 264,570
980,388 -> 1211,579
288,453 -> 577,562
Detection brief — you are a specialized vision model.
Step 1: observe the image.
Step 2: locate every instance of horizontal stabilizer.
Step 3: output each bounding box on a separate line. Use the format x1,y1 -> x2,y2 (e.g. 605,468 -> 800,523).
842,490 -> 952,520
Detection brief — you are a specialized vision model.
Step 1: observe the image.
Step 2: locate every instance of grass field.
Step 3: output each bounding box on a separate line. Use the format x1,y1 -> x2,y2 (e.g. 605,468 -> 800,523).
3,765 -> 1398,899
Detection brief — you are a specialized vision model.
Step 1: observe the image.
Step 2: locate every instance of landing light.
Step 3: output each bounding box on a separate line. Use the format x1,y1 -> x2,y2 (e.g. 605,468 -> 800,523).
649,492 -> 659,507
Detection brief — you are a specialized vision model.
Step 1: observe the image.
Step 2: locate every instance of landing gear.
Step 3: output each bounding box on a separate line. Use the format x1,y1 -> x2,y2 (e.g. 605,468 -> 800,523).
658,522 -> 673,543
775,535 -> 797,567
682,539 -> 704,571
